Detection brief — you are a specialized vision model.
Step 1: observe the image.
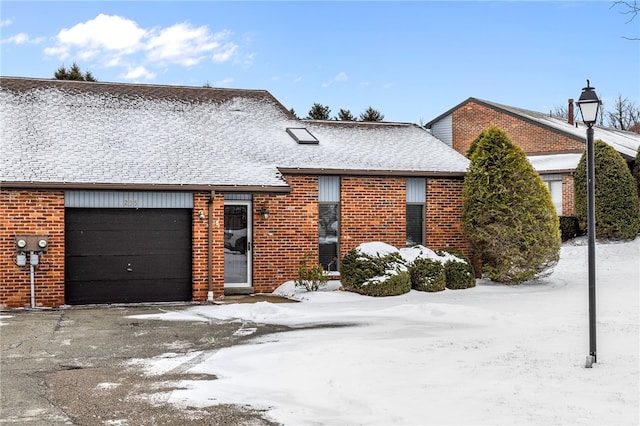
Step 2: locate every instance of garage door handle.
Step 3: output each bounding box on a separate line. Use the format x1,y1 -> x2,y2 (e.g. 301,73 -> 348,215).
126,263 -> 133,272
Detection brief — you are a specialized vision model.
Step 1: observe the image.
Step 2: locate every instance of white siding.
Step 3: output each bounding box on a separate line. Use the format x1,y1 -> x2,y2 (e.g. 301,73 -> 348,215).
406,178 -> 426,203
319,176 -> 340,202
65,191 -> 193,208
430,114 -> 453,148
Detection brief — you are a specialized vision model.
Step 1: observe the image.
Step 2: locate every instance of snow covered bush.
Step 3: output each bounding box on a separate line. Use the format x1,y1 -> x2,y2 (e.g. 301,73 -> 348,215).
340,243 -> 411,297
435,249 -> 476,290
399,245 -> 446,292
408,258 -> 446,292
295,253 -> 328,292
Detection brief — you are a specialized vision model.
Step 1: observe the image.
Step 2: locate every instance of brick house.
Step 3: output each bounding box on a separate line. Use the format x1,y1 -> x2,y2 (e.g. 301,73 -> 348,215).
1,77 -> 470,308
425,97 -> 640,217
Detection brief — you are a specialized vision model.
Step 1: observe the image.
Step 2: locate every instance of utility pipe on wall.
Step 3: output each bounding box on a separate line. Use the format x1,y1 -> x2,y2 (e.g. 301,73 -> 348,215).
29,251 -> 36,308
207,190 -> 214,301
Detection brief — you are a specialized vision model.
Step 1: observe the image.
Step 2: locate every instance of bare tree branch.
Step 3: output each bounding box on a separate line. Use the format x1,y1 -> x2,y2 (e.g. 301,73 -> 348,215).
611,0 -> 640,39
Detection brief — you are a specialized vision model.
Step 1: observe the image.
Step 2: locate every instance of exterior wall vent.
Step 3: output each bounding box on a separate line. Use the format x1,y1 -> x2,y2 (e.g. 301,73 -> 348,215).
286,127 -> 319,144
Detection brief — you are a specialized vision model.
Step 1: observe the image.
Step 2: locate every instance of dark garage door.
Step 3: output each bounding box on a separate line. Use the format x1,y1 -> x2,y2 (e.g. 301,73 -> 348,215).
65,208 -> 192,305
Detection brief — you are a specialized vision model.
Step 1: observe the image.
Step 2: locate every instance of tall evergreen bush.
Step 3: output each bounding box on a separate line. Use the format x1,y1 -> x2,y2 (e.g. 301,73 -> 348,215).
634,146 -> 640,201
574,140 -> 640,240
462,126 -> 560,283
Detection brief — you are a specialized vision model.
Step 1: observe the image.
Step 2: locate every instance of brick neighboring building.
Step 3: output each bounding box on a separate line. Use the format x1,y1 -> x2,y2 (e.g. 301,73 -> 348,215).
1,77 -> 470,308
426,97 -> 640,217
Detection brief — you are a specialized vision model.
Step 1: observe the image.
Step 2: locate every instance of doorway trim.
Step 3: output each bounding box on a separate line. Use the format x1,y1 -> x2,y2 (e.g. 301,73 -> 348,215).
224,200 -> 253,290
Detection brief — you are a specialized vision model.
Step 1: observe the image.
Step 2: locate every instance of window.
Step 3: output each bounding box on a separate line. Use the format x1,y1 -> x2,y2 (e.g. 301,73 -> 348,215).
319,176 -> 340,271
406,178 -> 426,246
543,178 -> 563,216
286,127 -> 319,144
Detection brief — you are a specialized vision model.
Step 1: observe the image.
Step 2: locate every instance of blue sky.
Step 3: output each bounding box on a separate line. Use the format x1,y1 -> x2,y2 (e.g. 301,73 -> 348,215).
1,1 -> 638,124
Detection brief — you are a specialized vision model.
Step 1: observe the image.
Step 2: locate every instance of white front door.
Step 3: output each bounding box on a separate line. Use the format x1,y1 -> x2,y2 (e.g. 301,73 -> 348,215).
224,201 -> 253,289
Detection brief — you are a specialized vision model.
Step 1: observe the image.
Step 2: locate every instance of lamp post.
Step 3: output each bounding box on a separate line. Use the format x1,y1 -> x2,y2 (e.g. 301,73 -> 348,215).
576,80 -> 601,368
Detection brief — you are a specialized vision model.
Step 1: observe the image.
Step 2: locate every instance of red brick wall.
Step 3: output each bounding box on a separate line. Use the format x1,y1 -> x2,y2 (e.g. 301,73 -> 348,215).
340,176 -> 406,255
250,175 -> 469,294
562,175 -> 575,216
1,178 -> 469,307
252,176 -> 318,293
425,178 -> 471,257
0,190 -> 65,308
192,192 -> 225,301
452,101 -> 585,156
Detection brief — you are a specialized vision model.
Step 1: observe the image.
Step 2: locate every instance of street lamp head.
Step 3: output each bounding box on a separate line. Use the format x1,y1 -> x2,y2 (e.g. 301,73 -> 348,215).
577,80 -> 601,127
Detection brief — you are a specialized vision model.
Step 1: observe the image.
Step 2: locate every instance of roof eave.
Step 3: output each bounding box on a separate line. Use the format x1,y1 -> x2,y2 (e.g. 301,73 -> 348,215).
0,181 -> 292,193
278,167 -> 466,178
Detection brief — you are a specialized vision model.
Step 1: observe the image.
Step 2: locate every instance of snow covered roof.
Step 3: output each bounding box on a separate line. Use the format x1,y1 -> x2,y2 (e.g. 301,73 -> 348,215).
427,97 -> 640,161
0,77 -> 469,191
527,153 -> 582,173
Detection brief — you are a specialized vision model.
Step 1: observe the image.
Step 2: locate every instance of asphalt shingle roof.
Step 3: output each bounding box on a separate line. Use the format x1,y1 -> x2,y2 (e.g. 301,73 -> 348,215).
1,77 -> 469,190
427,97 -> 640,161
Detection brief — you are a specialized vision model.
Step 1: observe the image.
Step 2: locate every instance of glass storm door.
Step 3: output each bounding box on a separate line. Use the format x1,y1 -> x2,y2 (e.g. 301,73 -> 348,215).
224,201 -> 252,288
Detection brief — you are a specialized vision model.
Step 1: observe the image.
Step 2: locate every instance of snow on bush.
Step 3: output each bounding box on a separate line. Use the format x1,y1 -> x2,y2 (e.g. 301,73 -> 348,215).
340,242 -> 475,296
340,243 -> 410,297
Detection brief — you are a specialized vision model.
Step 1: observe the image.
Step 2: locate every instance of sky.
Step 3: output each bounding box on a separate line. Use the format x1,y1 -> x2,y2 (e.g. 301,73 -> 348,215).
84,236 -> 640,425
1,1 -> 639,124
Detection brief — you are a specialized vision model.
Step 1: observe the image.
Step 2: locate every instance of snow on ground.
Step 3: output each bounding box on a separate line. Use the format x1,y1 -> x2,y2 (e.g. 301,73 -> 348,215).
131,238 -> 640,425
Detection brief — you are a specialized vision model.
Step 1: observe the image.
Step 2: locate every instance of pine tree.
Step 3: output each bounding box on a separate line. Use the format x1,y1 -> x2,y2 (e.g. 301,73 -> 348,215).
634,146 -> 640,200
359,106 -> 384,122
574,140 -> 640,240
306,103 -> 331,120
336,109 -> 356,121
462,126 -> 560,283
54,62 -> 97,81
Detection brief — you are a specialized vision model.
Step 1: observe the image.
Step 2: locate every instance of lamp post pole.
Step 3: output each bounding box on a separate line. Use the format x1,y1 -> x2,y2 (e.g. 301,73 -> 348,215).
576,80 -> 601,368
586,123 -> 596,366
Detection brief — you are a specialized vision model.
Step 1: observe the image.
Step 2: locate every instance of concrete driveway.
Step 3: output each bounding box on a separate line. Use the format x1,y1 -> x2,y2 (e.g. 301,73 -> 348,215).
0,303 -> 291,425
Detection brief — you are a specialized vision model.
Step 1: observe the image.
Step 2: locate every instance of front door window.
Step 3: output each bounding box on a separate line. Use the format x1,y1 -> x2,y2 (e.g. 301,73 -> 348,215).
224,202 -> 252,287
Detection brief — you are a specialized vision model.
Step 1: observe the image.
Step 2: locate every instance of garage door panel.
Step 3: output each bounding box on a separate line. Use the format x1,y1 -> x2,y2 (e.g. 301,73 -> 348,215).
65,208 -> 192,305
66,253 -> 191,282
66,278 -> 191,305
66,230 -> 191,256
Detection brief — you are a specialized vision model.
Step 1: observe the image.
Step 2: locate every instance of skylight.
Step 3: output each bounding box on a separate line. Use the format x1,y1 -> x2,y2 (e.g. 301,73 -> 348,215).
286,127 -> 319,144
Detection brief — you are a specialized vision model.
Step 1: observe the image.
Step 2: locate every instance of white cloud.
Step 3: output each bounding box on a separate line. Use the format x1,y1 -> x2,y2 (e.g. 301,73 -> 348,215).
0,18 -> 13,27
146,23 -> 236,67
212,43 -> 238,63
42,14 -> 241,81
322,72 -> 348,88
1,32 -> 45,45
121,65 -> 156,80
50,14 -> 146,57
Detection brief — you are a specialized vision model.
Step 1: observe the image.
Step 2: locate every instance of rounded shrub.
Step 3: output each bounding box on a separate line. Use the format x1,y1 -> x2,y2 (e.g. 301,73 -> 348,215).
634,146 -> 640,201
410,258 -> 446,292
559,216 -> 581,241
348,272 -> 412,297
574,139 -> 640,240
340,249 -> 411,297
462,125 -> 560,283
436,248 -> 476,289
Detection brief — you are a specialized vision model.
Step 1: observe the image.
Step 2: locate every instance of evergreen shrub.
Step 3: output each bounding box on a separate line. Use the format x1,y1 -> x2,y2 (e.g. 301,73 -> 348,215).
559,216 -> 581,241
409,258 -> 446,292
462,126 -> 561,283
574,140 -> 640,240
634,146 -> 640,201
340,249 -> 411,297
435,248 -> 476,289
